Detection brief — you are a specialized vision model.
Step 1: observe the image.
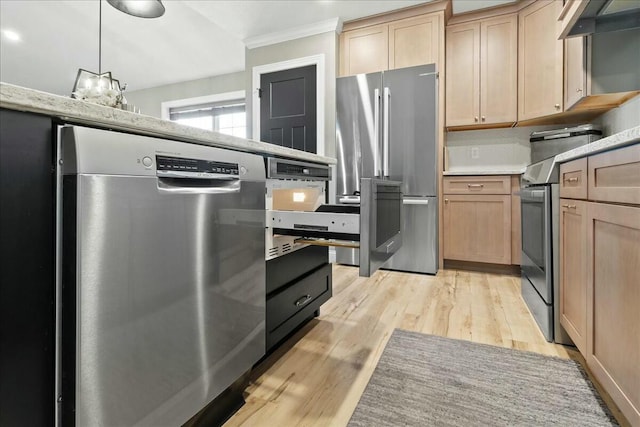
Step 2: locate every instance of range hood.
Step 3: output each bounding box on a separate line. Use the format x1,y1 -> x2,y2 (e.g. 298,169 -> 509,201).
562,0 -> 640,38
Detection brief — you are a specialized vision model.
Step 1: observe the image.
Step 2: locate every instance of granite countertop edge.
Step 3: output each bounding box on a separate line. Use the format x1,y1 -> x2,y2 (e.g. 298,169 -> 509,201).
554,125 -> 640,163
443,168 -> 525,176
0,82 -> 336,165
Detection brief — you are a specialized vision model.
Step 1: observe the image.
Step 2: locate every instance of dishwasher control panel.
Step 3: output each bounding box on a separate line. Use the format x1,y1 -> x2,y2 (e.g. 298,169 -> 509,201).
156,155 -> 239,175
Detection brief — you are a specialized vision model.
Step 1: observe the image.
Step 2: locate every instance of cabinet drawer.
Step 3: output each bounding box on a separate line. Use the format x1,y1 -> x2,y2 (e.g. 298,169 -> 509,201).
267,263 -> 331,332
443,176 -> 511,194
588,144 -> 640,205
560,158 -> 587,199
266,246 -> 328,294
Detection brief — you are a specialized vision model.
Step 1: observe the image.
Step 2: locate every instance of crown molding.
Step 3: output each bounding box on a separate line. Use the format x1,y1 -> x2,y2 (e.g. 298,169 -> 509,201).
244,17 -> 342,49
342,0 -> 449,32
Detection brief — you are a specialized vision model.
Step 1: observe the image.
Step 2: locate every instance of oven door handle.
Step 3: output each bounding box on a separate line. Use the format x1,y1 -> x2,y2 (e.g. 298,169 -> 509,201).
520,189 -> 546,200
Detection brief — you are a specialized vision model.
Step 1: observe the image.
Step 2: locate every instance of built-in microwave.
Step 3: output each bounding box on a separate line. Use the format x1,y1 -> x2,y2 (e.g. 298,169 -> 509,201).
265,158 -> 403,277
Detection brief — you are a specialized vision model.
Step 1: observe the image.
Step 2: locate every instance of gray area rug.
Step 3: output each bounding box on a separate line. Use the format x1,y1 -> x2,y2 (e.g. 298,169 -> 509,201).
348,330 -> 618,426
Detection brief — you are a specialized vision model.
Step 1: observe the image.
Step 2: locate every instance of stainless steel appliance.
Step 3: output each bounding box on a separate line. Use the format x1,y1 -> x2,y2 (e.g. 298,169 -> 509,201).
520,125 -> 601,343
335,63 -> 438,274
57,126 -> 266,426
266,158 -> 402,277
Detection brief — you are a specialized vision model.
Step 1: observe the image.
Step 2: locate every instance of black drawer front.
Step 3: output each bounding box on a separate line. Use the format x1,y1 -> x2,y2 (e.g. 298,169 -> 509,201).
267,263 -> 331,332
266,245 -> 328,294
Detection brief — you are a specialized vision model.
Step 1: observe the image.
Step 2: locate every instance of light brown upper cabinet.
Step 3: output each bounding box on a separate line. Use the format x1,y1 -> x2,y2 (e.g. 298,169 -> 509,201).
340,24 -> 389,76
564,36 -> 587,110
518,0 -> 563,121
389,15 -> 440,70
339,13 -> 442,77
446,14 -> 517,128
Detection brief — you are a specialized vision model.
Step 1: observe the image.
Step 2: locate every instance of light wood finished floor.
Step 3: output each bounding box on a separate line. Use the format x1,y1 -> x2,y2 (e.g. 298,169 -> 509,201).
225,265 -> 625,426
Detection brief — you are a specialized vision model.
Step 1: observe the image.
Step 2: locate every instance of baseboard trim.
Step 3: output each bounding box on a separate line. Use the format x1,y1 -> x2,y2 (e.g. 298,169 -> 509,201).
444,260 -> 521,276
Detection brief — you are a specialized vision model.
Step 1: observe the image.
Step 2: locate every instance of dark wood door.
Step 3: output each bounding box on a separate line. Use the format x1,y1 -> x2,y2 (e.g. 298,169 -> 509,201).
260,64 -> 316,153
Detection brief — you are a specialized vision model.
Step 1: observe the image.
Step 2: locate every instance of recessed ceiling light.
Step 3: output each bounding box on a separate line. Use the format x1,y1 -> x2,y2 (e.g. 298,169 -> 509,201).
2,29 -> 21,42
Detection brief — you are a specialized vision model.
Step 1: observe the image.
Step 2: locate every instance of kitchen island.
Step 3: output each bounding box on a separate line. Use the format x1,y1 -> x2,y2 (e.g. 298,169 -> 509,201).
0,82 -> 336,165
0,82 -> 335,427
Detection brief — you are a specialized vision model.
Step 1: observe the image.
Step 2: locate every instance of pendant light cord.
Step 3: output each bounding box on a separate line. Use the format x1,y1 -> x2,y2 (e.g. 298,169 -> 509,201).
98,0 -> 102,75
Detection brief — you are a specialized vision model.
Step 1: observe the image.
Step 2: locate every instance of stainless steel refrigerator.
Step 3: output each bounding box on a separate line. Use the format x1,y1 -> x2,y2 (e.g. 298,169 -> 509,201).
335,64 -> 438,274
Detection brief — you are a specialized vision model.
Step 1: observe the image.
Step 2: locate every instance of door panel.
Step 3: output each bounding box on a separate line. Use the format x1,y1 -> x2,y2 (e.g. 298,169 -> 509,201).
481,14 -> 518,124
384,196 -> 438,274
70,175 -> 265,426
383,64 -> 438,196
0,110 -> 54,427
445,22 -> 480,127
336,72 -> 383,197
389,15 -> 439,70
340,24 -> 389,76
260,65 -> 316,153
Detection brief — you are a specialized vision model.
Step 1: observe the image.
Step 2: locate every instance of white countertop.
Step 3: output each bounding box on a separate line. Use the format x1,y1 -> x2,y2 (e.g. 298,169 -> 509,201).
554,125 -> 640,163
443,168 -> 525,176
0,82 -> 336,165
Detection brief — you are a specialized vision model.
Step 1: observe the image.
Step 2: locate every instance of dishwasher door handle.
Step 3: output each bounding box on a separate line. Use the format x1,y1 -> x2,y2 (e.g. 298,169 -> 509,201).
157,176 -> 241,194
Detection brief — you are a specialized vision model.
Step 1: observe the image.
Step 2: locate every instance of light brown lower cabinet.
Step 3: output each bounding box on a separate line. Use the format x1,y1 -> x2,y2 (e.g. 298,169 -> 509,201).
559,199 -> 587,354
443,194 -> 511,264
586,202 -> 640,426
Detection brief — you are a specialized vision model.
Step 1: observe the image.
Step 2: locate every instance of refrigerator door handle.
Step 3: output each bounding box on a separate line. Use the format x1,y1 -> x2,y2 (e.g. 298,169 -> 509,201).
383,87 -> 390,177
403,197 -> 430,205
374,88 -> 381,177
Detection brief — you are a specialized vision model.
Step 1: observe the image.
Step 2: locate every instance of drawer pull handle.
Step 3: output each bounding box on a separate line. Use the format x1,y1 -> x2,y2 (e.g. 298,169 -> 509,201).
295,295 -> 312,307
562,204 -> 577,209
468,184 -> 484,188
564,177 -> 579,183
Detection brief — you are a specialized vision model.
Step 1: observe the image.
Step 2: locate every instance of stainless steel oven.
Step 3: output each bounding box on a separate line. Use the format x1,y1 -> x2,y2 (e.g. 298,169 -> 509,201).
520,183 -> 557,341
520,125 -> 600,344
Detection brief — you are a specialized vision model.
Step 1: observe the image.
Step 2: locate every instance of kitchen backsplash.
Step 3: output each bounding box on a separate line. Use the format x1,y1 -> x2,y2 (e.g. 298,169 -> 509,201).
593,93 -> 640,136
444,125 -> 568,172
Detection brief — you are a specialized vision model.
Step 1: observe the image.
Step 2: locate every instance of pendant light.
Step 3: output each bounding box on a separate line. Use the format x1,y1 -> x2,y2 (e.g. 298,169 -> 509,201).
106,0 -> 165,18
71,0 -> 164,106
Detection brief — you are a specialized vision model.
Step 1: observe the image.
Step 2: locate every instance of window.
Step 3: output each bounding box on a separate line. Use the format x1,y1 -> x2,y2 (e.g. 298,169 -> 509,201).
169,99 -> 246,138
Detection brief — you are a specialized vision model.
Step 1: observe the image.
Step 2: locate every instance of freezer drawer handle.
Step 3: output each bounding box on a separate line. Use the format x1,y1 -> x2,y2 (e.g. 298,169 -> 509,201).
403,198 -> 429,205
295,295 -> 312,307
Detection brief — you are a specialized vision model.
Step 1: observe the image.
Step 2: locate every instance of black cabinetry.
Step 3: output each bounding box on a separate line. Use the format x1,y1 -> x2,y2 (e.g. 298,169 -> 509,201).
266,246 -> 332,351
0,109 -> 55,426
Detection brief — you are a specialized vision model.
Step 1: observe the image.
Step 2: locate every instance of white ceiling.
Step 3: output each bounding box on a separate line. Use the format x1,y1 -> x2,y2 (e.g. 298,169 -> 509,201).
0,0 -> 517,96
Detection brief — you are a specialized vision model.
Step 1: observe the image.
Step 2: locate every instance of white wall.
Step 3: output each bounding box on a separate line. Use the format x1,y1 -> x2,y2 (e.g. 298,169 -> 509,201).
245,32 -> 338,158
125,71 -> 246,118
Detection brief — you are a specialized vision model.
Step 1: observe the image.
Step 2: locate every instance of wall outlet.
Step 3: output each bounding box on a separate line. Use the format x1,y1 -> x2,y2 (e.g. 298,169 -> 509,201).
471,147 -> 480,159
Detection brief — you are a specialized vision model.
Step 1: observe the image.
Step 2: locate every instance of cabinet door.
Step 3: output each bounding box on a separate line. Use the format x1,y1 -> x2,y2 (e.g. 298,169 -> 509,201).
481,14 -> 518,125
559,199 -> 587,354
0,109 -> 55,426
518,0 -> 563,120
586,202 -> 640,426
443,194 -> 511,264
588,143 -> 640,205
564,36 -> 587,110
389,14 -> 440,70
445,22 -> 480,127
339,24 -> 389,76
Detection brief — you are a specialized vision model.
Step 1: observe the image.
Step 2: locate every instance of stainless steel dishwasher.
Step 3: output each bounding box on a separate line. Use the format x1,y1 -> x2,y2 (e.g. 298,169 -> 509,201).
56,126 -> 266,426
